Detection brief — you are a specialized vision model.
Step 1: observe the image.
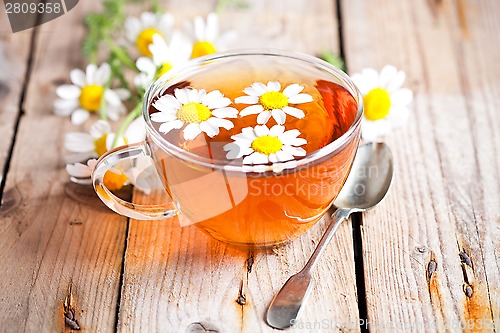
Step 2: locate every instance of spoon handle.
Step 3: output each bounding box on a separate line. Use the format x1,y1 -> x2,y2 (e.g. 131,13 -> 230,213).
300,208 -> 352,274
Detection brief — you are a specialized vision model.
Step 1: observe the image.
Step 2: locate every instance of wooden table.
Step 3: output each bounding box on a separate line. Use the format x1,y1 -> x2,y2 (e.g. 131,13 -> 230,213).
1,0 -> 498,332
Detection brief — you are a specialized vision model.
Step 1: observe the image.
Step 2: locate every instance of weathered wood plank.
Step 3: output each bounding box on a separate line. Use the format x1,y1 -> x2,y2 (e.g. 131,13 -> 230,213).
0,2 -> 128,332
118,1 -> 360,332
0,11 -> 32,192
343,0 -> 500,331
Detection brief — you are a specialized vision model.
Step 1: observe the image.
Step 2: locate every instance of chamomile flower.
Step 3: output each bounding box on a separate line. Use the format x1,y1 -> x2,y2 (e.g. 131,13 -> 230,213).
125,12 -> 175,56
183,12 -> 236,58
134,33 -> 192,90
235,81 -> 313,125
351,65 -> 413,141
151,87 -> 238,140
66,118 -> 148,191
66,159 -> 142,192
223,125 -> 307,169
64,120 -> 125,163
54,63 -> 130,125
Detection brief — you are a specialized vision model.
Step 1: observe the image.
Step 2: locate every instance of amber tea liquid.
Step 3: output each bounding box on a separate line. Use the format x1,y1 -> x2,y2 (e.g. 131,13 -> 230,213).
147,56 -> 359,247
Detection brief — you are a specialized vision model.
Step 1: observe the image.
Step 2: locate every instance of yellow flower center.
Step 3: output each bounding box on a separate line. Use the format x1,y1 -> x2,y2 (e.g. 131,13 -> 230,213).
259,91 -> 288,110
363,88 -> 391,121
251,135 -> 283,156
176,102 -> 211,123
103,170 -> 128,191
191,41 -> 217,58
79,85 -> 104,112
94,134 -> 108,157
136,28 -> 161,56
156,62 -> 173,78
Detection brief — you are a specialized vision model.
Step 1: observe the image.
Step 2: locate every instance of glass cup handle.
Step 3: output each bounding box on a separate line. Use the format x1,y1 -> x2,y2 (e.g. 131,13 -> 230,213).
92,142 -> 178,220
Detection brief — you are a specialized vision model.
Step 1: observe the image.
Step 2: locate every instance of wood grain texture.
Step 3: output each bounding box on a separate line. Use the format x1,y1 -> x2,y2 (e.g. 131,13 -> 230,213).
342,0 -> 500,331
118,0 -> 360,332
0,11 -> 32,188
0,2 -> 128,332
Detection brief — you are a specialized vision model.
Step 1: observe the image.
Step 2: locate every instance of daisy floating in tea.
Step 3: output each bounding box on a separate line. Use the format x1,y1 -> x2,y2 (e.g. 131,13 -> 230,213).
151,87 -> 238,140
235,81 -> 313,125
223,125 -> 307,167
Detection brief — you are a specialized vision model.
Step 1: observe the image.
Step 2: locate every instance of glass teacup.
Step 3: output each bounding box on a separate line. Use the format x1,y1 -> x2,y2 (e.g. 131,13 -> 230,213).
92,50 -> 363,248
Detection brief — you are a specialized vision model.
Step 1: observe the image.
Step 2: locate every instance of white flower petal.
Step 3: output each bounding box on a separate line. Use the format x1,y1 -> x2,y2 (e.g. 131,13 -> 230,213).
95,63 -> 111,85
352,73 -> 372,95
151,111 -> 177,123
205,12 -> 219,42
282,145 -> 306,157
251,82 -> 268,94
234,95 -> 259,104
71,109 -> 90,125
174,88 -> 189,104
275,150 -> 295,162
114,88 -> 131,100
254,124 -> 270,136
387,71 -> 406,93
159,119 -> 184,134
125,17 -> 141,41
256,111 -> 272,124
391,88 -> 413,107
278,129 -> 301,142
282,106 -> 305,119
66,162 -> 92,178
240,104 -> 264,117
271,109 -> 286,125
267,81 -> 281,92
201,90 -> 223,105
90,120 -> 111,138
183,123 -> 203,140
105,90 -> 122,106
136,57 -> 157,74
361,118 -> 391,142
379,65 -> 397,88
54,98 -> 78,113
207,96 -> 231,109
56,85 -> 80,99
290,138 -> 307,146
361,68 -> 379,88
269,125 -> 285,137
251,152 -> 269,165
212,107 -> 238,118
388,106 -> 410,128
124,117 -> 146,144
70,69 -> 86,87
154,94 -> 182,111
188,88 -> 202,103
65,133 -> 95,153
141,12 -> 157,27
287,93 -> 313,104
242,87 -> 262,97
193,15 -> 206,41
282,84 -> 304,97
199,120 -> 219,137
86,64 -> 97,84
208,117 -> 234,130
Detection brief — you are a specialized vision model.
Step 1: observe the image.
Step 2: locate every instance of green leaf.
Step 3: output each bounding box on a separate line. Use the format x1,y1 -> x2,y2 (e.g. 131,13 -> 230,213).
319,50 -> 345,71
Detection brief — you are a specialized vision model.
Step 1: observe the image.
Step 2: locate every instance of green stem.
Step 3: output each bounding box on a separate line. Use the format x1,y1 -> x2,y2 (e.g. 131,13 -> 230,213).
104,36 -> 138,71
112,102 -> 142,148
99,73 -> 114,121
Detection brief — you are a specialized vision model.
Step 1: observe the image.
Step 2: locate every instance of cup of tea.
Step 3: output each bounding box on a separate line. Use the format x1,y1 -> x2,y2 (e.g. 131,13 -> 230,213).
92,50 -> 363,248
